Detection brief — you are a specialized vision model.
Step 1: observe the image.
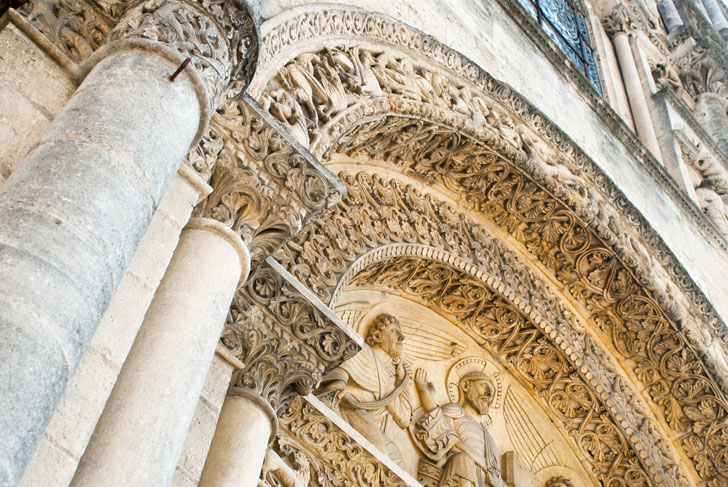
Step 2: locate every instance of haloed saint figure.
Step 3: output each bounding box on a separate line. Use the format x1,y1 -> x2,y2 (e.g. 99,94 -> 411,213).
413,364 -> 506,487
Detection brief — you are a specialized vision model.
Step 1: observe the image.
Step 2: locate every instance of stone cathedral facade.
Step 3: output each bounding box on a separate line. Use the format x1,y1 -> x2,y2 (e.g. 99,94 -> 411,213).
1,0 -> 728,485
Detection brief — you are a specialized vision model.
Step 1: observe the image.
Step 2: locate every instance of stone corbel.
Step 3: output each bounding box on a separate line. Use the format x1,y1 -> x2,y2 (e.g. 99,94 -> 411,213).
193,94 -> 345,264
221,257 -> 363,411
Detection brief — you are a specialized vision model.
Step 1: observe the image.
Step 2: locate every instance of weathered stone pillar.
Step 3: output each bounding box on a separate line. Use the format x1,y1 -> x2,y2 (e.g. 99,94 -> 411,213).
197,258 -> 363,487
198,389 -> 277,487
605,7 -> 663,161
0,0 -> 259,483
658,0 -> 683,33
701,0 -> 728,34
70,218 -> 250,487
695,93 -> 728,155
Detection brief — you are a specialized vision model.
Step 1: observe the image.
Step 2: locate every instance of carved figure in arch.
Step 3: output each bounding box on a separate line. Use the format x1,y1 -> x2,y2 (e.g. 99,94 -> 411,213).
413,366 -> 506,487
695,178 -> 728,236
317,313 -> 413,466
260,88 -> 309,146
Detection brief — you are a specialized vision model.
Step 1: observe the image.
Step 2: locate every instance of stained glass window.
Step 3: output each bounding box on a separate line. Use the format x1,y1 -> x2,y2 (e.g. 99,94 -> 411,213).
517,0 -> 603,94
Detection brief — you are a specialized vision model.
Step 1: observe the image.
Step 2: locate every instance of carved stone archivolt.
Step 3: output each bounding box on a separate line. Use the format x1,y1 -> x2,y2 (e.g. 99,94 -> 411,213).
221,258 -> 361,411
224,13 -> 728,482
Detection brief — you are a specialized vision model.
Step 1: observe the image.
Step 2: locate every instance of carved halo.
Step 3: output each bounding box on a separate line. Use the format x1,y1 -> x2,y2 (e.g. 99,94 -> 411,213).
446,357 -> 503,426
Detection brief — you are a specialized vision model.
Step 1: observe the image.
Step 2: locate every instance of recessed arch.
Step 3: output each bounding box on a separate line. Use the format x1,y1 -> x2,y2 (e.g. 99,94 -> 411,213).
208,6 -> 728,486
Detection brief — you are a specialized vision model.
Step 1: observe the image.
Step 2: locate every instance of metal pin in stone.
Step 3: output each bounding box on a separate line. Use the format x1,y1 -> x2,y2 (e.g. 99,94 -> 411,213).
170,58 -> 191,82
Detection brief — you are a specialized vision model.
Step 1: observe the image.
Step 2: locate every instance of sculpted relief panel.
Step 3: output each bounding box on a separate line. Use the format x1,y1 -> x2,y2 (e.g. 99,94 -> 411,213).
320,292 -> 593,487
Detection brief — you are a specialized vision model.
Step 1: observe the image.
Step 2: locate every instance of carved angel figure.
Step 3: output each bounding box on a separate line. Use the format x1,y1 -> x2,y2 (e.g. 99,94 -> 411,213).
318,314 -> 413,466
413,368 -> 506,487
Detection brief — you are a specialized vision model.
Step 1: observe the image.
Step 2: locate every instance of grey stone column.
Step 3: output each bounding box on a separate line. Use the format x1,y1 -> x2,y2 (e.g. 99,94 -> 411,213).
695,93 -> 728,155
612,31 -> 663,160
0,0 -> 259,483
198,388 -> 277,487
658,0 -> 683,33
701,0 -> 728,37
71,218 -> 250,487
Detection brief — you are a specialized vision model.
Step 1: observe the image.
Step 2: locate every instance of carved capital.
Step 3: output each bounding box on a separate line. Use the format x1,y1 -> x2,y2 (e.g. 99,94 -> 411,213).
603,4 -> 640,37
221,258 -> 362,410
193,95 -> 344,263
675,43 -> 728,99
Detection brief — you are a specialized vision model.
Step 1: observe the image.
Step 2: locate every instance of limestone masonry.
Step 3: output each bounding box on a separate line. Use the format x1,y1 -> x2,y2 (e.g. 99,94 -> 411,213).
1,0 -> 728,485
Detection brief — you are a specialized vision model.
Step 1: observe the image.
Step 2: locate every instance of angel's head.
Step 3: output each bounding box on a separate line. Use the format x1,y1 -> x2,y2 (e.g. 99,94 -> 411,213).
366,314 -> 405,358
459,372 -> 495,415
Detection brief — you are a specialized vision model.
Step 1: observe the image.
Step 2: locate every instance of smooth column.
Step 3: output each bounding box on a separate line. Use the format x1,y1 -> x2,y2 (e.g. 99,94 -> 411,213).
71,218 -> 250,487
658,0 -> 683,33
198,388 -> 277,487
0,46 -> 206,486
612,32 -> 663,160
695,94 -> 728,155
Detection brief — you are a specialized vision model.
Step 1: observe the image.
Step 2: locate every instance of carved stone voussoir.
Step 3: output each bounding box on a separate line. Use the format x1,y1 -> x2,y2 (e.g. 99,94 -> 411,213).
274,395 -> 416,487
221,257 -> 362,410
193,95 -> 345,263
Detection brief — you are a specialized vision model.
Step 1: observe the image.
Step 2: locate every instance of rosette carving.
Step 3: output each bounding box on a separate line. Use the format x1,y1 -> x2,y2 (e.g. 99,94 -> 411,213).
221,258 -> 361,410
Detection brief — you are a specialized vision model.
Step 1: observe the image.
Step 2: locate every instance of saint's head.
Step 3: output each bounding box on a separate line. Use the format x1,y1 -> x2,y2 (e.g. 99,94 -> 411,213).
459,371 -> 495,416
365,313 -> 405,358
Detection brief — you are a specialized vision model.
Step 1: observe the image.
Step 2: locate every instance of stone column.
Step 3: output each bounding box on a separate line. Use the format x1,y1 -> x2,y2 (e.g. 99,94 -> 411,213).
658,0 -> 683,33
70,218 -> 250,487
604,7 -> 664,162
701,0 -> 728,33
695,93 -> 728,155
0,0 -> 259,483
198,389 -> 277,487
196,258 -> 363,487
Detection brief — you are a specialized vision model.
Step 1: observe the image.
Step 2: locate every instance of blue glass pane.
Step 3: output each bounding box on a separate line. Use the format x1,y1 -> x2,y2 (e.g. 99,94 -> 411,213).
583,45 -> 603,94
518,0 -> 539,20
540,0 -> 580,51
542,21 -> 585,73
576,12 -> 591,47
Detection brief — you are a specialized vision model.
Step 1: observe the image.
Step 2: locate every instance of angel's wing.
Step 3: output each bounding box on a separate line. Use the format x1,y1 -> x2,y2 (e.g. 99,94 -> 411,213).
332,302 -> 465,361
503,387 -> 562,473
399,317 -> 465,362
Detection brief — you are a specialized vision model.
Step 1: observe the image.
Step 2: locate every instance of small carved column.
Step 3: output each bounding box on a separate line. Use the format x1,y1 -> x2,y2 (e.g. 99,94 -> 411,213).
657,0 -> 683,33
0,0 -> 259,482
71,218 -> 250,487
604,5 -> 663,161
198,258 -> 362,487
701,0 -> 728,36
695,93 -> 728,155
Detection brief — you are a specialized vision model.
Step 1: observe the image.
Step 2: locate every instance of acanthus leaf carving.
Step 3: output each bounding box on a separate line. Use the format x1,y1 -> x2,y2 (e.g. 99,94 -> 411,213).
222,258 -> 361,410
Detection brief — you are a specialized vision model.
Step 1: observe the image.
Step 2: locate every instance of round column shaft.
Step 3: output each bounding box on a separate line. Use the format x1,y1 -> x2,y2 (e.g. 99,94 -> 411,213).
71,218 -> 250,487
612,32 -> 663,160
0,47 -> 205,486
198,389 -> 277,487
695,94 -> 728,155
701,0 -> 728,32
658,0 -> 683,33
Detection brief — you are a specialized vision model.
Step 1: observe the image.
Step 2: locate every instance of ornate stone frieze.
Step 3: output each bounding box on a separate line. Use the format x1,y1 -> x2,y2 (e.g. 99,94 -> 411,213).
273,164 -> 725,485
274,395 -> 415,487
675,43 -> 728,100
249,7 -> 728,347
347,256 -> 660,487
193,95 -> 344,263
17,0 -> 111,63
18,0 -> 258,104
221,257 -> 362,410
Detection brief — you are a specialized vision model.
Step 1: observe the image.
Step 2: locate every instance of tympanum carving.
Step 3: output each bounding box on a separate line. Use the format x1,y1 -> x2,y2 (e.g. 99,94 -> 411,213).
317,313 -> 413,466
413,363 -> 506,487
